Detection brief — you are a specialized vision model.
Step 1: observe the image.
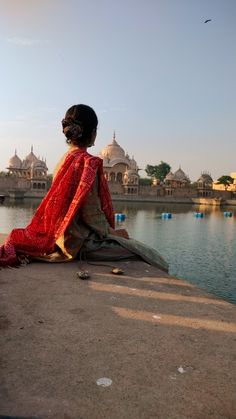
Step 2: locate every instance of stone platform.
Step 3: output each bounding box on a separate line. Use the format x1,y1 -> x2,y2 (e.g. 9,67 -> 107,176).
0,238 -> 236,418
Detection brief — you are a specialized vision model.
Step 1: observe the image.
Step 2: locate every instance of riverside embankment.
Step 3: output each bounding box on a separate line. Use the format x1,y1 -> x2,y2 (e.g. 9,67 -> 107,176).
0,234 -> 236,419
111,195 -> 236,206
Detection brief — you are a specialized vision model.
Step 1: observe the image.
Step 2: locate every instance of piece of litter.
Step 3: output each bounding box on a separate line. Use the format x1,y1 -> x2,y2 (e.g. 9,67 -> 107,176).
131,288 -> 137,291
145,270 -> 149,273
96,377 -> 112,387
177,366 -> 186,374
170,374 -> 177,380
77,271 -> 90,280
111,267 -> 124,275
153,315 -> 162,320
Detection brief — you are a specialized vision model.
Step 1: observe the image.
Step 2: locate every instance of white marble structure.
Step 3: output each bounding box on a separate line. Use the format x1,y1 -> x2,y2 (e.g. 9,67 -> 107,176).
99,133 -> 139,195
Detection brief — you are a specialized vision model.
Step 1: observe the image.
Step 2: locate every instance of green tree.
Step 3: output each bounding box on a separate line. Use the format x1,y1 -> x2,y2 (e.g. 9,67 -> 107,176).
216,175 -> 234,190
139,178 -> 152,186
145,161 -> 171,182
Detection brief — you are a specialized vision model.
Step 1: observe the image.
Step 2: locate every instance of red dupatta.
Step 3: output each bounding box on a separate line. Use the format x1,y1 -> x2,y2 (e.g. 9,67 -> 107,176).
0,149 -> 114,266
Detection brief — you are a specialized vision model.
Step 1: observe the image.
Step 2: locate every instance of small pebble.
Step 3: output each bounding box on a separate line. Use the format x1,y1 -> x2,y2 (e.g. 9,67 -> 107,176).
77,271 -> 90,280
111,267 -> 124,275
177,366 -> 186,374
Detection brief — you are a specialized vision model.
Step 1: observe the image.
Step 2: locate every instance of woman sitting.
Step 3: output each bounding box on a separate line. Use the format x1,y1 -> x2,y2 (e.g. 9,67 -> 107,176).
0,104 -> 168,272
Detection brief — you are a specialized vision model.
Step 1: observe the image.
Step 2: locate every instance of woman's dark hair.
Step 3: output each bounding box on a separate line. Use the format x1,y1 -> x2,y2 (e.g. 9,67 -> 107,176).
62,104 -> 98,147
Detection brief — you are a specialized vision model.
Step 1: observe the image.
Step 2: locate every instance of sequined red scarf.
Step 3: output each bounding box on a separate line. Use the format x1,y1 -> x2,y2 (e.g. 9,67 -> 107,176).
0,150 -> 114,266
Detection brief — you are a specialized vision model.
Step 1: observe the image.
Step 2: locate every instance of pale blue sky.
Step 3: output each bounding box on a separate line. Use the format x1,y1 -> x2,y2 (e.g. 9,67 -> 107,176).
0,0 -> 235,180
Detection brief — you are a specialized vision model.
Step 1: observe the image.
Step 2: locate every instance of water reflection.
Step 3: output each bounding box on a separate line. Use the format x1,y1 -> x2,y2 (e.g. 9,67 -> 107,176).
0,198 -> 236,304
113,202 -> 236,305
0,198 -> 41,233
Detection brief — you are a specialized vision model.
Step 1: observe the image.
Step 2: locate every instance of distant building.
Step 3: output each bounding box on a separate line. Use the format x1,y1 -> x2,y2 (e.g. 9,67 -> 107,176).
212,172 -> 236,194
7,147 -> 48,192
197,172 -> 213,197
0,147 -> 48,198
164,167 -> 191,196
1,138 -> 233,202
99,132 -> 139,195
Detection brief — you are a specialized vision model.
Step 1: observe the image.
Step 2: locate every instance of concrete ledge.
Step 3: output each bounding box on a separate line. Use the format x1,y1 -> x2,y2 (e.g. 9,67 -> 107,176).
1,253 -> 236,418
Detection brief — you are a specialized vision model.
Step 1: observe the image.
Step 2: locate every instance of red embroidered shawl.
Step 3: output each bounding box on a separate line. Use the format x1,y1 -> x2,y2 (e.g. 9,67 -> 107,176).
0,150 -> 114,266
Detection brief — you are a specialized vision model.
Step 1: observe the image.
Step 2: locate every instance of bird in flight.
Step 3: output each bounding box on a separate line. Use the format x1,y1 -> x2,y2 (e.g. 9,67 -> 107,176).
204,19 -> 212,23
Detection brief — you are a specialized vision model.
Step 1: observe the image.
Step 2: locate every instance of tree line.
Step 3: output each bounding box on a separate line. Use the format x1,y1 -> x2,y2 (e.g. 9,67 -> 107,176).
141,162 -> 234,190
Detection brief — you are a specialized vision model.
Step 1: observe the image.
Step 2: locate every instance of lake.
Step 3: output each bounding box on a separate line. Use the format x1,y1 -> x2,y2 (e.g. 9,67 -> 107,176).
0,198 -> 235,304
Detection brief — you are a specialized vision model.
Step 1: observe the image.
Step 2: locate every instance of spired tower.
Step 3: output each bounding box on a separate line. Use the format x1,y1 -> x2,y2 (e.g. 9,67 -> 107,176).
99,132 -> 139,195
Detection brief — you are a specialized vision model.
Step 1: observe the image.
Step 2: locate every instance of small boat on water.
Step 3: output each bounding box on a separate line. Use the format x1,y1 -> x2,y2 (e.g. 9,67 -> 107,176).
0,195 -> 5,204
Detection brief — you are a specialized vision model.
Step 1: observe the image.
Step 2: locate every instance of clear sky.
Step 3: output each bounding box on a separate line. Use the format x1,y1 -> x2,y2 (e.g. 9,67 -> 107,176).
0,0 -> 235,181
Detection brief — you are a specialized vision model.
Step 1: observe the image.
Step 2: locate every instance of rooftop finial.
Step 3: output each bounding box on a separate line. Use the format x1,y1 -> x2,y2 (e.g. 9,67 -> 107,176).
31,145 -> 33,153
113,131 -> 116,141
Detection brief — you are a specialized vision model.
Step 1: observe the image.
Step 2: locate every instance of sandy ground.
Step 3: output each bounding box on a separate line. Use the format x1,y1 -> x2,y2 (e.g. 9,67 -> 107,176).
0,234 -> 236,419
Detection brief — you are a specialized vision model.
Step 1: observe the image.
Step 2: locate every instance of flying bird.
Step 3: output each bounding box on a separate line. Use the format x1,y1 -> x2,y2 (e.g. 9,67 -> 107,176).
204,19 -> 212,23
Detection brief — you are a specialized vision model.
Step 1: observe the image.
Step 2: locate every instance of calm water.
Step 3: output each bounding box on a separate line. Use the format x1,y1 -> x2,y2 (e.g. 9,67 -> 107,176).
1,199 -> 236,304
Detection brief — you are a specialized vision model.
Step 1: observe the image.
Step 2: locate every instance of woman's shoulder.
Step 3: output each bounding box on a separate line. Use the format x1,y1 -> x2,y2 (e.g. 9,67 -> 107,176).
85,152 -> 102,161
84,153 -> 103,166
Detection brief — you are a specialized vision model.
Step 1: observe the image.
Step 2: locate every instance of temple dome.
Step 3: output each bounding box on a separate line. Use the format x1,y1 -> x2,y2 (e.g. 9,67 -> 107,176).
32,159 -> 48,169
165,171 -> 175,181
173,167 -> 189,182
25,146 -> 38,164
197,173 -> 213,183
130,156 -> 138,171
8,151 -> 22,169
100,133 -> 126,161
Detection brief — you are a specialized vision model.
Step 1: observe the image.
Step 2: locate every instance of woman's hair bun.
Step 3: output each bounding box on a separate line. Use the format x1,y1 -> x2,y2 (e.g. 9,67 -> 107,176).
62,104 -> 98,147
62,118 -> 83,141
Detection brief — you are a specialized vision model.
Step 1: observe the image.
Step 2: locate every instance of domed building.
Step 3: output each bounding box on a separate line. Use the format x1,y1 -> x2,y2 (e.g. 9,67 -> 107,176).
164,171 -> 175,183
123,168 -> 139,195
164,166 -> 190,196
8,151 -> 22,171
99,133 -> 139,195
7,147 -> 48,195
197,172 -> 213,197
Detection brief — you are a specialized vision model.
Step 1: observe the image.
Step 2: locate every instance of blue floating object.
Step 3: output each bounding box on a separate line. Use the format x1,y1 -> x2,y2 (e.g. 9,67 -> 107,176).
224,211 -> 232,217
161,212 -> 172,219
194,212 -> 204,218
115,213 -> 126,221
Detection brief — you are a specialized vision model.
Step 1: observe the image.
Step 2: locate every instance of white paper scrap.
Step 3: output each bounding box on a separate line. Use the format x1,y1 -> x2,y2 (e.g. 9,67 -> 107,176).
96,377 -> 112,387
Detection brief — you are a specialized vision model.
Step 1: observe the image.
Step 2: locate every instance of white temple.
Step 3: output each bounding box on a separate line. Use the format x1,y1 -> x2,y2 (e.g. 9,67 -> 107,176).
99,132 -> 139,195
7,146 -> 48,192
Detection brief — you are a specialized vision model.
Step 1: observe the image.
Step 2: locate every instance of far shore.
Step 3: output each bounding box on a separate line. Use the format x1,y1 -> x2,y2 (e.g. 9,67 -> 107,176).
112,196 -> 236,206
1,195 -> 236,206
